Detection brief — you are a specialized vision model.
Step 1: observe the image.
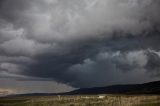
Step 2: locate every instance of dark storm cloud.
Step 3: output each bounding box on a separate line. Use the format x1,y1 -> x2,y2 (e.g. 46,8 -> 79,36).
25,35 -> 160,87
145,50 -> 160,77
0,0 -> 160,88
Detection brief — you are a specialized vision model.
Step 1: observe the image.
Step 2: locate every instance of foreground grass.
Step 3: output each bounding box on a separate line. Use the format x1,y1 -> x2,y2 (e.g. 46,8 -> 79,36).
0,95 -> 160,106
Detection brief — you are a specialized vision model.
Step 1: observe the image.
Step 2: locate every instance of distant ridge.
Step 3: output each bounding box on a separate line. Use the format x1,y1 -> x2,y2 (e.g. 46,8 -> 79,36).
5,80 -> 160,97
68,80 -> 160,95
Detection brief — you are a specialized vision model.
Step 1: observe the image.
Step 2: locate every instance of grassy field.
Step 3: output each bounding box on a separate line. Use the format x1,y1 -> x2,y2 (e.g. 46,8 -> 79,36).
0,95 -> 160,106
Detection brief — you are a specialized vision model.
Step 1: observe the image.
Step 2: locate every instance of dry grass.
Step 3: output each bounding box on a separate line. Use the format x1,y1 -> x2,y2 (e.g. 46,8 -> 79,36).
0,95 -> 160,106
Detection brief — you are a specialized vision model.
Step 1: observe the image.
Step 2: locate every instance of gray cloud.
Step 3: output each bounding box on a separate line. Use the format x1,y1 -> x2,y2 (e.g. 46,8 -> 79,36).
0,0 -> 160,91
67,50 -> 148,87
145,50 -> 160,76
24,37 -> 160,87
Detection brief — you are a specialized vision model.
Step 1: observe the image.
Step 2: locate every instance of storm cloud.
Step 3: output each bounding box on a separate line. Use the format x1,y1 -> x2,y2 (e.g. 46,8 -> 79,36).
0,0 -> 160,92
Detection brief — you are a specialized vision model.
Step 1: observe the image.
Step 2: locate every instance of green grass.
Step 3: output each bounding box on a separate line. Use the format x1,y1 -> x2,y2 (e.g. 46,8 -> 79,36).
0,95 -> 160,106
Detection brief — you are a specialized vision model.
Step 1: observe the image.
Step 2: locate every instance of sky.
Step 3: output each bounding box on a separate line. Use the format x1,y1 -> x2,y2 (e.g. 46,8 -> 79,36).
0,0 -> 160,94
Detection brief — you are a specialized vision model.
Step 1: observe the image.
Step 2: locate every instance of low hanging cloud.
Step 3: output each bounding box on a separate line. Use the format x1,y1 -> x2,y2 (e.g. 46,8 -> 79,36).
68,50 -> 148,87
0,0 -> 160,88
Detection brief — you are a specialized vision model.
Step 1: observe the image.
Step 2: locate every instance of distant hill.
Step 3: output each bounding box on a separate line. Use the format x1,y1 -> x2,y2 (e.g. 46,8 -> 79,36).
67,81 -> 160,95
5,80 -> 160,97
